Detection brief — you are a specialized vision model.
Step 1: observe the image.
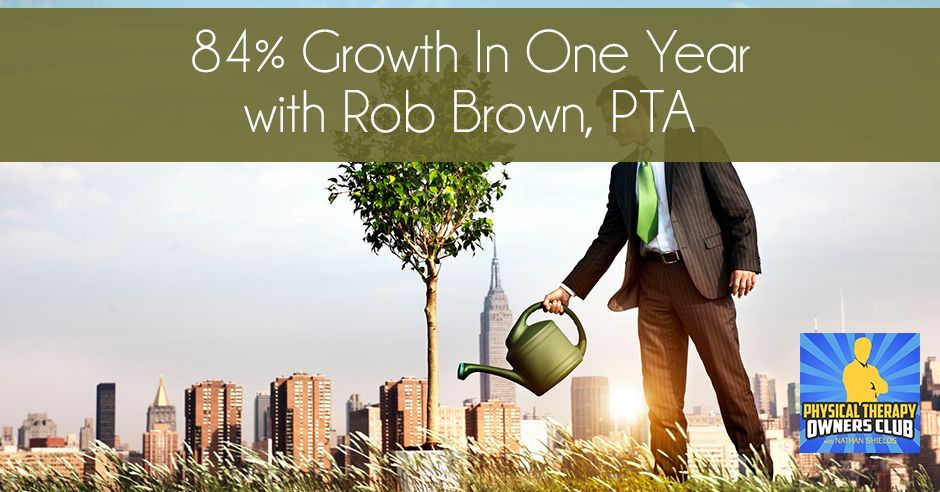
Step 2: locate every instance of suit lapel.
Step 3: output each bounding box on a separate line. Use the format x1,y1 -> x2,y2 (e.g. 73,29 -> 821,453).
663,128 -> 677,207
624,161 -> 637,197
616,161 -> 638,233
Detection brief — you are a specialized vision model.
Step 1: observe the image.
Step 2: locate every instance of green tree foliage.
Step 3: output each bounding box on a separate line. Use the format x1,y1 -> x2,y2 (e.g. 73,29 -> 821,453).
328,162 -> 507,274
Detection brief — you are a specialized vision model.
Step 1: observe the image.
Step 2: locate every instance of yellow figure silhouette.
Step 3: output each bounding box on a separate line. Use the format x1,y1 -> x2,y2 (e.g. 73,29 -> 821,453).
843,337 -> 888,402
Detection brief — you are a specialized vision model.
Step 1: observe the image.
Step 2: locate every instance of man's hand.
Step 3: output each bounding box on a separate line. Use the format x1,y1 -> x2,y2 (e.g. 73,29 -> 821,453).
729,270 -> 757,298
542,287 -> 572,314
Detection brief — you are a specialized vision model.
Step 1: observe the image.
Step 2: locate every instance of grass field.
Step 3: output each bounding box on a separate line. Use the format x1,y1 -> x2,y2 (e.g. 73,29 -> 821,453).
0,428 -> 932,491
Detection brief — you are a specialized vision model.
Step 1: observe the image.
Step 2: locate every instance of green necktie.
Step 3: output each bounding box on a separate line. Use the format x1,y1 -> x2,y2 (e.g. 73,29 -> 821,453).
636,160 -> 658,244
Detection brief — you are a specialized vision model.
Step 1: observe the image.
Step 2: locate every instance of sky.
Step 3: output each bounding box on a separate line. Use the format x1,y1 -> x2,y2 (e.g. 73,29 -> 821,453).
1,162 -> 939,448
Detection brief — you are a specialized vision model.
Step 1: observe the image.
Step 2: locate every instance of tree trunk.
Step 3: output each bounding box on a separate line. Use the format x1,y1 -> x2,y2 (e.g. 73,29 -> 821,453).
424,266 -> 440,447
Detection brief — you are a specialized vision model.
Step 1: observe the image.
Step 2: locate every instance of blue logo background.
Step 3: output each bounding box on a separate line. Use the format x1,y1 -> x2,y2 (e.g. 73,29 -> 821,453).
800,332 -> 920,453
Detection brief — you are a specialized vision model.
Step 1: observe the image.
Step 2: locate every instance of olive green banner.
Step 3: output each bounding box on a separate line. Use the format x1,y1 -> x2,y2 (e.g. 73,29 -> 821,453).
0,9 -> 937,162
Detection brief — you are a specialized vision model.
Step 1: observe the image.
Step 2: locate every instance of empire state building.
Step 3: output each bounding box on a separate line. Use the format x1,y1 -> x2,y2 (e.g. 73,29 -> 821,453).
479,245 -> 516,403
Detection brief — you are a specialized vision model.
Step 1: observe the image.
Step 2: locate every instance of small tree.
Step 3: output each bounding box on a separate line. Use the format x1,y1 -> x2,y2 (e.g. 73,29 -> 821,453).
328,162 -> 508,447
329,56 -> 512,447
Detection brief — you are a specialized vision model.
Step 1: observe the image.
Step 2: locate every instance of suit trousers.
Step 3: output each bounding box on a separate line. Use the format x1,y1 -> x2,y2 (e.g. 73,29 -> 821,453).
636,257 -> 772,478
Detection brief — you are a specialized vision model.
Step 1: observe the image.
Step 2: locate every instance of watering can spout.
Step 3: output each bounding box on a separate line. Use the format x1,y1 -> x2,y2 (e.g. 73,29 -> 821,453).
457,362 -> 527,387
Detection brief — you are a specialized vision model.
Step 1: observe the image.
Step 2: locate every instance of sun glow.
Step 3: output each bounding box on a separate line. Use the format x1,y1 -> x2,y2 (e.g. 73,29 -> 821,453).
609,386 -> 646,423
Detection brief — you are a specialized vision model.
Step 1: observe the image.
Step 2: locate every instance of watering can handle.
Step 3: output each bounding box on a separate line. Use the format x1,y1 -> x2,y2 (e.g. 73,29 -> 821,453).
516,302 -> 587,357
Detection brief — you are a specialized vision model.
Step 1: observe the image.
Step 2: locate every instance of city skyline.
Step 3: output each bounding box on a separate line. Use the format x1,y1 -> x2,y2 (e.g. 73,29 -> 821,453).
9,360 -> 940,487
0,362 -> 929,459
1,163 -> 938,446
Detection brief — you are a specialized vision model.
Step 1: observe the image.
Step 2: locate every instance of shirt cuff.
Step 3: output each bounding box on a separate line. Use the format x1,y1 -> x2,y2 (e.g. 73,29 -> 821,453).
560,283 -> 576,298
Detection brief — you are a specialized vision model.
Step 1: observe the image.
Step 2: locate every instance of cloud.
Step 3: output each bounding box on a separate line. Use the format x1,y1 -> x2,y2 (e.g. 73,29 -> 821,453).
0,164 -> 106,220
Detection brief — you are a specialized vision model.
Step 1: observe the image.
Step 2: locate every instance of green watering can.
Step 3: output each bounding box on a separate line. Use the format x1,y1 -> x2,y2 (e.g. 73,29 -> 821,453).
457,302 -> 586,396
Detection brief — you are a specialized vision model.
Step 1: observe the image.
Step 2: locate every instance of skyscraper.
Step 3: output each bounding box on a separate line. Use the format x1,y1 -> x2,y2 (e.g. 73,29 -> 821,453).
96,383 -> 116,448
270,373 -> 332,468
466,400 -> 521,453
379,377 -> 427,453
347,404 -> 382,474
184,380 -> 243,465
78,418 -> 94,451
786,382 -> 800,435
254,393 -> 271,443
752,373 -> 778,418
479,244 -> 516,403
346,394 -> 364,435
922,356 -> 940,409
571,376 -> 612,441
143,376 -> 179,472
18,413 -> 57,450
147,376 -> 177,432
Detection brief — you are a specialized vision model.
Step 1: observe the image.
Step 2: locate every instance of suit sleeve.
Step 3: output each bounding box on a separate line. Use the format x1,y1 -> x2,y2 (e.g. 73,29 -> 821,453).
562,166 -> 629,299
699,135 -> 761,273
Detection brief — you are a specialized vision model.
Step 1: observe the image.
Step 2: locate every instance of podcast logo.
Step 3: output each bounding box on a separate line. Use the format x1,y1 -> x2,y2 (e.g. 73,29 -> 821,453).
800,333 -> 920,453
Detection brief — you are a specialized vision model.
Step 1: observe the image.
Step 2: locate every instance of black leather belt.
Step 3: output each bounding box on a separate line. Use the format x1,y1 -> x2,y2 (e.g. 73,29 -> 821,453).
641,250 -> 682,264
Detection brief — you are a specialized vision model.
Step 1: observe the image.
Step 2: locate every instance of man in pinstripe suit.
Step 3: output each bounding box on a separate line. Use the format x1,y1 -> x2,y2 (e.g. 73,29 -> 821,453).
542,77 -> 772,479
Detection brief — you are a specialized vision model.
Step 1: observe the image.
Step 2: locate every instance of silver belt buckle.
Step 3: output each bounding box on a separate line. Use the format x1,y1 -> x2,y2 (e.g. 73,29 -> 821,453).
662,251 -> 680,264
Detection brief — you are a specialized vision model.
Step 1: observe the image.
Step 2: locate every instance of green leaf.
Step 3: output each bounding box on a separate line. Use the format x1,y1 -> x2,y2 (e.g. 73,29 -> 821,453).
327,162 -> 509,281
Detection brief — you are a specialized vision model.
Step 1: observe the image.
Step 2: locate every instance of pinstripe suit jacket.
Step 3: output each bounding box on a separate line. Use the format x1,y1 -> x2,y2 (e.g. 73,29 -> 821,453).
562,128 -> 760,311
